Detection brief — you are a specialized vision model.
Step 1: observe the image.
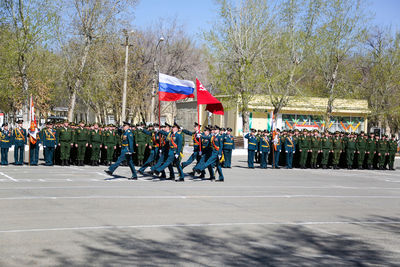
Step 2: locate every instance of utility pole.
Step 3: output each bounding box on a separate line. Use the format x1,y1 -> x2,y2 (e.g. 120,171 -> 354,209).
149,37 -> 164,123
120,29 -> 133,125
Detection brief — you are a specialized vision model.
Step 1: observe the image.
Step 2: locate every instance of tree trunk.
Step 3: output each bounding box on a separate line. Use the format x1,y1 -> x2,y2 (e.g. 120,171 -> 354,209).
67,37 -> 92,122
242,110 -> 250,133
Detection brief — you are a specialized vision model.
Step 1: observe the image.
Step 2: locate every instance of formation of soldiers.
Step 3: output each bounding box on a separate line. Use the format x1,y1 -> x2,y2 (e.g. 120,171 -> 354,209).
245,128 -> 398,171
0,120 -> 398,177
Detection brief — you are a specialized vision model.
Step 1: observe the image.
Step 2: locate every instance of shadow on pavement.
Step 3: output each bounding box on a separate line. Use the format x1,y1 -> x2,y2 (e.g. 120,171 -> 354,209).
33,219 -> 399,266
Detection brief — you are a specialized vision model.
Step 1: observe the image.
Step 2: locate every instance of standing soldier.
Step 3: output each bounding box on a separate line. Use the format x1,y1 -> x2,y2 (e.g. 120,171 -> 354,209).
310,130 -> 321,169
332,131 -> 343,169
74,121 -> 88,166
89,123 -> 103,166
103,125 -> 117,166
293,129 -> 300,168
321,131 -> 333,169
259,130 -> 270,169
345,133 -> 356,169
255,130 -> 262,164
355,131 -> 367,169
245,129 -> 258,168
135,123 -> 148,166
272,129 -> 282,169
388,135 -> 398,171
57,120 -> 73,166
41,121 -> 57,166
284,130 -> 295,169
366,133 -> 376,169
28,122 -> 40,166
298,130 -> 309,169
0,123 -> 12,165
12,120 -> 27,165
222,127 -> 235,168
377,135 -> 389,170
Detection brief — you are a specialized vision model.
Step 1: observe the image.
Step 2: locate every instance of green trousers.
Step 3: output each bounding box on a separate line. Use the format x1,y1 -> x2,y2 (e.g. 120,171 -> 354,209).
76,142 -> 86,161
105,144 -> 115,161
300,150 -> 308,166
388,152 -> 396,169
311,150 -> 319,164
357,150 -> 365,167
321,150 -> 330,165
91,143 -> 101,161
332,150 -> 341,165
346,150 -> 355,167
60,142 -> 71,160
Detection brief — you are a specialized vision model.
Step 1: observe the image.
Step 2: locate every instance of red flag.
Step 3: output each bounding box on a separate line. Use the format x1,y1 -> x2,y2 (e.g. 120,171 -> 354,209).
196,79 -> 224,115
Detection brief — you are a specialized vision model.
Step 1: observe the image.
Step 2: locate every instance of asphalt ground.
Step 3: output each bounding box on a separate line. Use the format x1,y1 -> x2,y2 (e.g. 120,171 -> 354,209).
0,154 -> 400,266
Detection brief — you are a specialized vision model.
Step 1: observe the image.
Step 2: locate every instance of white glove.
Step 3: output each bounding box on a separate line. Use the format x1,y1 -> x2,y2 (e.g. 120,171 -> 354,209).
199,151 -> 202,156
196,133 -> 201,138
175,154 -> 179,159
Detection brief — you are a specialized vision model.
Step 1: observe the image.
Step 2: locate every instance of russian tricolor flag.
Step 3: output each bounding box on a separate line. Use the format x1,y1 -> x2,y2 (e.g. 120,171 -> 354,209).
158,73 -> 195,101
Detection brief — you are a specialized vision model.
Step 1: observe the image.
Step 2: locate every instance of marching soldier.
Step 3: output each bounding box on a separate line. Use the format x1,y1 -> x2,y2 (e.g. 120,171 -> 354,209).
12,120 -> 27,165
192,126 -> 212,179
245,129 -> 258,168
355,131 -> 367,169
138,124 -> 160,174
0,123 -> 12,165
104,122 -> 138,179
222,127 -> 235,168
194,125 -> 224,181
57,120 -> 73,166
41,121 -> 57,166
284,130 -> 295,169
153,123 -> 185,181
181,123 -> 202,169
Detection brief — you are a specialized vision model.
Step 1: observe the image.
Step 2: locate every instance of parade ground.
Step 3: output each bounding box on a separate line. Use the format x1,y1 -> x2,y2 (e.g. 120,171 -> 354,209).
1,155 -> 400,266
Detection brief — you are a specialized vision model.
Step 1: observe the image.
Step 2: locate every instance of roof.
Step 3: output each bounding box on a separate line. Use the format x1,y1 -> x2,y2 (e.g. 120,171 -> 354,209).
218,95 -> 370,115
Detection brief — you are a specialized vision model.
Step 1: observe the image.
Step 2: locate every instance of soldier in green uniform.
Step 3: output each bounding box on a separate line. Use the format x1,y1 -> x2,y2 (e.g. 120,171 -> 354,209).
321,131 -> 333,169
355,131 -> 367,169
103,125 -> 117,166
310,130 -> 321,169
366,133 -> 376,169
73,121 -> 88,166
377,135 -> 389,170
298,130 -> 310,169
293,129 -> 300,168
388,135 -> 398,171
57,121 -> 74,166
135,123 -> 149,166
345,133 -> 356,169
332,131 -> 343,169
89,123 -> 103,166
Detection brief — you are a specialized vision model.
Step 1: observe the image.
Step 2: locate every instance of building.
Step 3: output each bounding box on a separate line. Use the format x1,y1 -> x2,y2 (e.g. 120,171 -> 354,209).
176,95 -> 370,136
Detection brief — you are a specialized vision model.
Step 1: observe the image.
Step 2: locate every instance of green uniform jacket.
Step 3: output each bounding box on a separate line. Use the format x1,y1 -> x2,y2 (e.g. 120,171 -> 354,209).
57,127 -> 73,144
311,136 -> 322,151
74,128 -> 88,143
356,137 -> 367,151
332,137 -> 342,151
89,129 -> 103,144
366,138 -> 376,153
103,130 -> 117,146
321,137 -> 333,150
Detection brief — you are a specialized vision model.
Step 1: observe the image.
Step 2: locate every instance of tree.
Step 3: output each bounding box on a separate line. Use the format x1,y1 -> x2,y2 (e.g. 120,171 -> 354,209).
0,0 -> 59,122
312,0 -> 367,128
62,0 -> 138,122
260,0 -> 321,118
205,0 -> 275,133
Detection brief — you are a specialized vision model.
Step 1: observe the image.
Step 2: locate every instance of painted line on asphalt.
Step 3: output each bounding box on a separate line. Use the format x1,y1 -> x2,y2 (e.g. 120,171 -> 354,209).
1,220 -> 400,234
0,172 -> 18,182
1,194 -> 400,200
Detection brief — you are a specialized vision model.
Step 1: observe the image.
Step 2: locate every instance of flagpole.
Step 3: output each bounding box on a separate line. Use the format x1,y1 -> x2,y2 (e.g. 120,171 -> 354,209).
271,111 -> 275,169
29,95 -> 31,166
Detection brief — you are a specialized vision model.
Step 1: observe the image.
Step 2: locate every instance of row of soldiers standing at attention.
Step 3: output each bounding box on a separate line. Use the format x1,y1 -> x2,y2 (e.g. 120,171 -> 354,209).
245,128 -> 398,170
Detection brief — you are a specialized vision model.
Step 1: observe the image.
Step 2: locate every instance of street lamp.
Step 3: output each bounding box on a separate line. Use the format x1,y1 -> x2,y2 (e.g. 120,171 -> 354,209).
120,29 -> 134,125
150,37 -> 164,123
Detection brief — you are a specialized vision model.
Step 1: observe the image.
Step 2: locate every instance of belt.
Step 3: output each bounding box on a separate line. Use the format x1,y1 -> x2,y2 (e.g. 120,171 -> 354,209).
224,142 -> 233,145
261,145 -> 269,148
15,138 -> 23,140
249,142 -> 256,145
122,144 -> 128,146
47,138 -> 55,141
1,140 -> 9,142
286,145 -> 293,147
